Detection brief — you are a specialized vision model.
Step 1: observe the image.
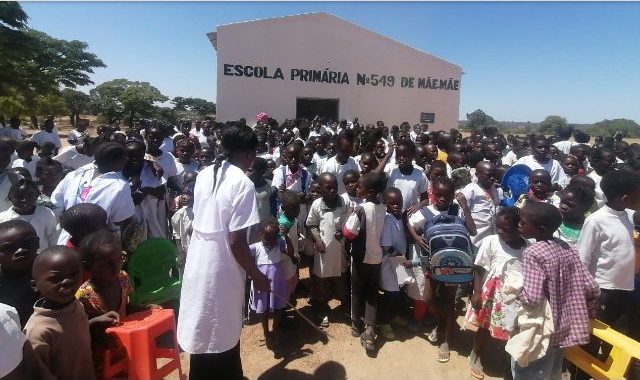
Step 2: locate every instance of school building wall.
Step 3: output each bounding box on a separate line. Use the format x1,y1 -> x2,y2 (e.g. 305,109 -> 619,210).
211,13 -> 463,131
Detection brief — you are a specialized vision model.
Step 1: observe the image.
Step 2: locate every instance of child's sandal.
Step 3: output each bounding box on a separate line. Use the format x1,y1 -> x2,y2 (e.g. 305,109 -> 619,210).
426,328 -> 438,344
360,331 -> 376,351
437,344 -> 450,363
469,351 -> 485,379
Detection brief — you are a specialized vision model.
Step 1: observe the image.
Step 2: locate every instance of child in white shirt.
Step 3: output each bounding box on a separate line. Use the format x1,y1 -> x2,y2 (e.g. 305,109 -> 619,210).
465,207 -> 528,378
343,172 -> 387,353
386,139 -> 428,212
578,170 -> 640,349
461,162 -> 501,247
340,169 -> 362,210
11,141 -> 39,179
0,179 -> 57,252
272,143 -> 312,234
378,187 -> 410,341
171,188 -> 194,270
30,124 -> 61,155
514,136 -> 566,186
306,173 -> 349,328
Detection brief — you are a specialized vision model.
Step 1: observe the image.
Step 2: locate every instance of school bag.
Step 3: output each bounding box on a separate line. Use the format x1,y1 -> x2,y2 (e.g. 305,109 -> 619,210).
421,212 -> 475,283
269,166 -> 309,216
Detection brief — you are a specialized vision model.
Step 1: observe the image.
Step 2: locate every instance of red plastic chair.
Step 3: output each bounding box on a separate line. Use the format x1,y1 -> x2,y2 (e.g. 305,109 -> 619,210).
105,308 -> 185,380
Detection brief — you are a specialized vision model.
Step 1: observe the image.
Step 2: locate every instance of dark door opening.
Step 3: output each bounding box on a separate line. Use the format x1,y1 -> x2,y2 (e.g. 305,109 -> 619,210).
296,98 -> 339,120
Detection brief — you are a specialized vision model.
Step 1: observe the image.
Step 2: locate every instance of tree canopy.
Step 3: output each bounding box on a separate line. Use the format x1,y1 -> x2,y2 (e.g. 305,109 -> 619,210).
172,97 -> 216,118
591,118 -> 640,138
90,79 -> 168,125
465,109 -> 497,130
0,2 -> 105,125
539,115 -> 568,135
61,88 -> 90,126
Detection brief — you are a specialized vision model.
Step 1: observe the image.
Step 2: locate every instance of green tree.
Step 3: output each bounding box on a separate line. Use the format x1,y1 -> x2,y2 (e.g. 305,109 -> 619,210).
0,3 -> 105,125
0,2 -> 28,28
185,98 -> 216,118
61,88 -> 90,126
172,97 -> 216,119
591,118 -> 640,138
539,115 -> 567,135
90,79 -> 168,126
0,2 -> 31,96
154,106 -> 177,124
34,93 -> 67,117
465,109 -> 497,130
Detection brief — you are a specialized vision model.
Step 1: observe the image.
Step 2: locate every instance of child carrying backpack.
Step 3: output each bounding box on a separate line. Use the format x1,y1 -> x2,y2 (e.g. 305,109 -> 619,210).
406,177 -> 476,363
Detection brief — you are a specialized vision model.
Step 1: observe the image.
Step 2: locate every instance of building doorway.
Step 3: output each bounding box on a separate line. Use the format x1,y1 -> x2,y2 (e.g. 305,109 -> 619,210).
296,98 -> 339,120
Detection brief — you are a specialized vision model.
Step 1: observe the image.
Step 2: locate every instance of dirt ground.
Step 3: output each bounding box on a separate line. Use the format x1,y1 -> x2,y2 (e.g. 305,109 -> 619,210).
165,266 -> 509,380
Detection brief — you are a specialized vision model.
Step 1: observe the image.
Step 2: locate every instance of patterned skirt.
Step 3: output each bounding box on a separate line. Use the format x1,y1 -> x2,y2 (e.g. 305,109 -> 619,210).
464,275 -> 509,341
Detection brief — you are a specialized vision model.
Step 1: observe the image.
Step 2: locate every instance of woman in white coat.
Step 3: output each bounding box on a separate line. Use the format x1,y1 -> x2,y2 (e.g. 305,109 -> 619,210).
177,125 -> 270,380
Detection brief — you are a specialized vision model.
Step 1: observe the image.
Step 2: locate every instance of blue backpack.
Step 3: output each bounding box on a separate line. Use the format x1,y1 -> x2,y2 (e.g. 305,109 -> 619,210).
422,212 -> 475,283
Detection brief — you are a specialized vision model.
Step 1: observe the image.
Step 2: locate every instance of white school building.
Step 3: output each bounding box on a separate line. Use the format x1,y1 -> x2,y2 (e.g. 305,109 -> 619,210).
208,12 -> 462,131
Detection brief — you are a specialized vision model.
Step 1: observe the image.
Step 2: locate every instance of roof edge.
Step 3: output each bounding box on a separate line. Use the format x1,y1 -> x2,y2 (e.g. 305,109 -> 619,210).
207,12 -> 461,70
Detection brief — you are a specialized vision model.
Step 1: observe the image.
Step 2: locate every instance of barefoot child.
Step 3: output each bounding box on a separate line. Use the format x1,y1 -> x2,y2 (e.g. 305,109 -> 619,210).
249,218 -> 295,348
306,173 -> 349,328
76,230 -> 135,379
25,246 -> 98,380
343,172 -> 387,353
465,207 -> 528,379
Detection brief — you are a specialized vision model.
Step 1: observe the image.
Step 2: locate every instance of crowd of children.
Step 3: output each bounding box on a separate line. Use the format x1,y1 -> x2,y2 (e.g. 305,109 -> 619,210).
1,115 -> 639,380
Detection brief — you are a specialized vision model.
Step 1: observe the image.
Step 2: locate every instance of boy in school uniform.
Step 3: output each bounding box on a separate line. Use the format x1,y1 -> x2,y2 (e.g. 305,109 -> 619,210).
577,169 -> 640,373
386,139 -> 429,213
343,172 -> 387,353
306,173 -> 349,328
514,203 -> 599,380
378,187 -> 409,341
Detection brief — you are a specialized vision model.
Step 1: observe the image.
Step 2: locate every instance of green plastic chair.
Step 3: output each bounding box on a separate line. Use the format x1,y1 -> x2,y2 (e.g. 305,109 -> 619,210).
128,238 -> 182,307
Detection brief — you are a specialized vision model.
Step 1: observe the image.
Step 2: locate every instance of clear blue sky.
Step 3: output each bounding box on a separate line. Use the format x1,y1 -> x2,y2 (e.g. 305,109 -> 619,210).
21,1 -> 640,124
